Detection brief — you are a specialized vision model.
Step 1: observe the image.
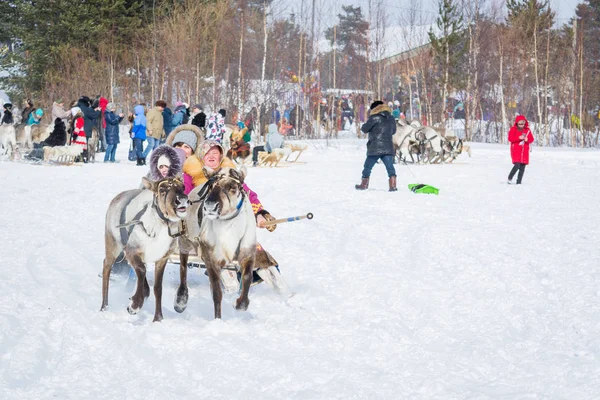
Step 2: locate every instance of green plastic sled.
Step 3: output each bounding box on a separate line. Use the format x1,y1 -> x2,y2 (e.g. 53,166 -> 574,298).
408,183 -> 440,195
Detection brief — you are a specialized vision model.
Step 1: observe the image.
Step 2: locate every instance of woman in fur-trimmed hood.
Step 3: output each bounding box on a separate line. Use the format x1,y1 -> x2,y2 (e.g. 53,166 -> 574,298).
355,100 -> 397,191
165,124 -> 204,156
147,144 -> 186,181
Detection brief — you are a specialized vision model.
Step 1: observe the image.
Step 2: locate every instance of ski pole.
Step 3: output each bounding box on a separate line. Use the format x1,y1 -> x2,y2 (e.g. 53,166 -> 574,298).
262,212 -> 314,227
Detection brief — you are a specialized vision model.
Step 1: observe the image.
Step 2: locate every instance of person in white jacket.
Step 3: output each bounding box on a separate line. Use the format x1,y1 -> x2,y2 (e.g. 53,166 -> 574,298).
252,123 -> 284,166
51,100 -> 71,124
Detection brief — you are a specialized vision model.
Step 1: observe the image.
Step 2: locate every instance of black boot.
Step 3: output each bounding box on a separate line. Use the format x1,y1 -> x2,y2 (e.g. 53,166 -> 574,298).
355,177 -> 369,190
389,176 -> 397,192
136,158 -> 144,166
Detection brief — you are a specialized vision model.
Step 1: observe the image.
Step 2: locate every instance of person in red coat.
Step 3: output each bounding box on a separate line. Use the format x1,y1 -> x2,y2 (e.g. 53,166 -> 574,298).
507,115 -> 535,184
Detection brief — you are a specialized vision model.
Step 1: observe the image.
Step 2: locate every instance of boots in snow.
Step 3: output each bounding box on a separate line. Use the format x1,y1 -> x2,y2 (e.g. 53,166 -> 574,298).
389,176 -> 397,192
355,177 -> 369,190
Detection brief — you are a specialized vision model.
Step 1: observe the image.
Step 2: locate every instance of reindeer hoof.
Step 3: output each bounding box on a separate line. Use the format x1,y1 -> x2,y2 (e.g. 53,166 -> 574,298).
127,305 -> 140,315
153,314 -> 163,322
100,304 -> 108,312
235,298 -> 249,311
174,287 -> 189,313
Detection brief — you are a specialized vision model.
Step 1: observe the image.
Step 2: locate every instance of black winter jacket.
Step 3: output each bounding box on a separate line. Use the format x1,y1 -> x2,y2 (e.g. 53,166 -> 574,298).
1,110 -> 13,125
77,100 -> 101,138
192,112 -> 206,129
361,104 -> 396,156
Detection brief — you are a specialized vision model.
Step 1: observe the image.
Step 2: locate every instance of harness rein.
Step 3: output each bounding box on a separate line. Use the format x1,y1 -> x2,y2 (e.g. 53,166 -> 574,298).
190,173 -> 246,222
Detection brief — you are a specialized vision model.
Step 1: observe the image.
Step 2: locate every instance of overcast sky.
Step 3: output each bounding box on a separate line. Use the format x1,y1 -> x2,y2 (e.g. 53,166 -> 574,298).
278,0 -> 581,33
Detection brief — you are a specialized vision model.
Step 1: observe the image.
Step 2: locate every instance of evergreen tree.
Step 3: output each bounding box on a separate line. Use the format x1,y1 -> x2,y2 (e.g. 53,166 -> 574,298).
0,0 -> 152,97
505,0 -> 554,123
573,1 -> 600,127
428,0 -> 465,122
0,2 -> 15,43
324,5 -> 369,89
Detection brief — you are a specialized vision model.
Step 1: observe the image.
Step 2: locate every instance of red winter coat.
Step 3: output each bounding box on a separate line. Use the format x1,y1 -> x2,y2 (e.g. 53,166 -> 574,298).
72,117 -> 87,149
508,115 -> 534,164
99,97 -> 109,129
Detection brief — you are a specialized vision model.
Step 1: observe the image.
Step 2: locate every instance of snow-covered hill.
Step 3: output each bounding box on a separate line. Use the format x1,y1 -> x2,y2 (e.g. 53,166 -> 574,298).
1,138 -> 599,399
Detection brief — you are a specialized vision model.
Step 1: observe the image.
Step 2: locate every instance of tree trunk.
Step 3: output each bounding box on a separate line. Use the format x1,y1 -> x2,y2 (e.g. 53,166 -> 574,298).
110,54 -> 115,102
237,10 -> 245,118
296,33 -> 303,135
137,55 -> 141,102
543,26 -> 551,145
498,37 -> 507,144
196,59 -> 200,105
212,42 -> 217,112
533,20 -> 543,146
579,21 -> 584,147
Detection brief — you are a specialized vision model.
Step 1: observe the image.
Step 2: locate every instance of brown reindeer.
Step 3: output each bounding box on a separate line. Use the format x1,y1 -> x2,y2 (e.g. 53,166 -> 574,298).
100,177 -> 189,322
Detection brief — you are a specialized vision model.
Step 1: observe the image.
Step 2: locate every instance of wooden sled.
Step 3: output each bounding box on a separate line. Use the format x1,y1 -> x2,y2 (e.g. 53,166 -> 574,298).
167,254 -> 291,296
284,143 -> 307,162
54,155 -> 77,166
257,150 -> 284,167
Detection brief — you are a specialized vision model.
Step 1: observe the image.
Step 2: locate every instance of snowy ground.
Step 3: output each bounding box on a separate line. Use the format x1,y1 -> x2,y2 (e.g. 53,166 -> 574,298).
1,136 -> 599,399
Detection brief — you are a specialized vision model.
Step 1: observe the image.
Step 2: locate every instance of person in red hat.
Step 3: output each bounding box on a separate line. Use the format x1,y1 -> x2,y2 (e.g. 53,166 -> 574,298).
507,115 -> 535,184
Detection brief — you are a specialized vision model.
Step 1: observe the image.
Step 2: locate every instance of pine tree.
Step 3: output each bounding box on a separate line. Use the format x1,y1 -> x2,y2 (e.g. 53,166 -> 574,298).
428,0 -> 464,123
574,2 -> 600,128
324,5 -> 369,89
506,0 -> 554,139
1,0 -> 152,97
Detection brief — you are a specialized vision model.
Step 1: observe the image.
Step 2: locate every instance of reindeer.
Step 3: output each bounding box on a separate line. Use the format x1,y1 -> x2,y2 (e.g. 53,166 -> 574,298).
86,127 -> 99,163
16,123 -> 51,149
100,177 -> 189,322
413,125 -> 450,164
393,120 -> 420,163
394,120 -> 453,164
0,124 -> 17,160
178,167 -> 257,319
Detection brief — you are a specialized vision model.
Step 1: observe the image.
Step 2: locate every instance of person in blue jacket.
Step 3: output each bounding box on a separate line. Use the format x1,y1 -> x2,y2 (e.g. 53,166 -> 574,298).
131,104 -> 147,165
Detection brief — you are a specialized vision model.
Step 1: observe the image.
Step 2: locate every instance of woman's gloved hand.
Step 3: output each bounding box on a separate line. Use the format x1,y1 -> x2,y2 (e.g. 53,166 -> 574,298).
256,211 -> 277,232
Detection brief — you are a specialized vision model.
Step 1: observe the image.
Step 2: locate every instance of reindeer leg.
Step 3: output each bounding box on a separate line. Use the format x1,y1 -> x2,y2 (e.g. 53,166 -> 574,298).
127,254 -> 147,315
143,275 -> 151,298
174,252 -> 189,313
152,257 -> 168,322
206,262 -> 223,319
100,253 -> 117,312
236,255 -> 253,311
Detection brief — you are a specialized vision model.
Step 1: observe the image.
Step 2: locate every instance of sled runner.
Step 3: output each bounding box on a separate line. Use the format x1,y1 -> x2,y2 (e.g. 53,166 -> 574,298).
167,254 -> 290,295
284,143 -> 308,162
